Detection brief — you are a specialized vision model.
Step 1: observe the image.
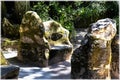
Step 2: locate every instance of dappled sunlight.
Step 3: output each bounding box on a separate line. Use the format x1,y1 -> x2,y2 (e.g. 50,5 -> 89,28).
18,61 -> 71,79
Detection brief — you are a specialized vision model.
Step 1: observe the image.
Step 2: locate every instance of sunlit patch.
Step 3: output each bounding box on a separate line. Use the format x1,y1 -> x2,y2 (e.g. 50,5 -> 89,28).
43,20 -> 72,46
89,18 -> 116,40
105,64 -> 110,69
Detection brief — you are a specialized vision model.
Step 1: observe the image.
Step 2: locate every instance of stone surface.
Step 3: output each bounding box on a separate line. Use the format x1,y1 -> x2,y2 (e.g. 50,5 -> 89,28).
2,17 -> 19,39
43,20 -> 72,46
1,38 -> 19,51
71,18 -> 117,79
1,52 -> 20,79
111,34 -> 119,79
0,52 -> 9,65
43,20 -> 73,65
17,11 -> 50,67
1,65 -> 20,79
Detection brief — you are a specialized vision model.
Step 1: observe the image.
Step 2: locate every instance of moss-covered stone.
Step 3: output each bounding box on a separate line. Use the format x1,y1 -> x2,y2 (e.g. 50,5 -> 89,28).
18,11 -> 50,67
1,38 -> 19,51
43,20 -> 72,46
0,52 -> 9,65
2,18 -> 19,39
71,18 -> 117,79
43,20 -> 73,64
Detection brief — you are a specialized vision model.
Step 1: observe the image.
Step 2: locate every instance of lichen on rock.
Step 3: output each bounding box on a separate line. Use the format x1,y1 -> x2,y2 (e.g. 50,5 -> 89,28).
71,18 -> 117,79
18,11 -> 50,67
1,38 -> 19,51
43,20 -> 72,46
2,18 -> 19,39
0,52 -> 9,65
43,20 -> 73,64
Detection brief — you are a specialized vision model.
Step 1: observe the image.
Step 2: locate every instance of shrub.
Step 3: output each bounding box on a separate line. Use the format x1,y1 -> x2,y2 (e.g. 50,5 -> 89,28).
31,1 -> 119,38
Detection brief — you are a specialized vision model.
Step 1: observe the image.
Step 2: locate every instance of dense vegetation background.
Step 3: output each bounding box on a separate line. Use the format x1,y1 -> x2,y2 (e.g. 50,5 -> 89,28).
1,1 -> 119,39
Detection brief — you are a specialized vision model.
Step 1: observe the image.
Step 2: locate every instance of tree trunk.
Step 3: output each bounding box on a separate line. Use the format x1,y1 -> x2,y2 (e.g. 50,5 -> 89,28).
15,1 -> 30,23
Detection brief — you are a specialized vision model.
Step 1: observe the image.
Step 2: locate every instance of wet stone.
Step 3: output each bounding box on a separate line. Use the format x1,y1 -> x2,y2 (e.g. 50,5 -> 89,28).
71,18 -> 117,79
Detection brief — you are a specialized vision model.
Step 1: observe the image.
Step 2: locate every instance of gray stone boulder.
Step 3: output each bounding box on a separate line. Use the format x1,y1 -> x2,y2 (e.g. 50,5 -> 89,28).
71,18 -> 117,79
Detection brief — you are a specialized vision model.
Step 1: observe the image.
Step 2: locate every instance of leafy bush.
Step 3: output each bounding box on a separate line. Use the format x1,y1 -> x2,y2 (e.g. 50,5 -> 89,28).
31,2 -> 49,21
31,1 -> 119,37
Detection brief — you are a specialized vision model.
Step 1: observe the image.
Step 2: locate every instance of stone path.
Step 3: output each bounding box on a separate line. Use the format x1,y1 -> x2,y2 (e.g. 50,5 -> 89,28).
2,28 -> 87,79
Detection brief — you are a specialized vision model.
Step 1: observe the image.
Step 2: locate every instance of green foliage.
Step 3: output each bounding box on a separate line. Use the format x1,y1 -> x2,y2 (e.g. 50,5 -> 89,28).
32,2 -> 49,21
31,1 -> 119,38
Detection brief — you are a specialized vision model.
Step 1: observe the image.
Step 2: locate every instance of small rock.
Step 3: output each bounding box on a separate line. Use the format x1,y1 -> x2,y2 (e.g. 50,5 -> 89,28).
1,65 -> 20,79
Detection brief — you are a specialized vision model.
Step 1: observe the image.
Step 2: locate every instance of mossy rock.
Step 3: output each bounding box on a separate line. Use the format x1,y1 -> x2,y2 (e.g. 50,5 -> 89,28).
71,18 -> 117,79
18,11 -> 50,67
2,18 -> 19,39
43,20 -> 73,64
43,20 -> 72,47
1,38 -> 19,51
0,52 -> 9,65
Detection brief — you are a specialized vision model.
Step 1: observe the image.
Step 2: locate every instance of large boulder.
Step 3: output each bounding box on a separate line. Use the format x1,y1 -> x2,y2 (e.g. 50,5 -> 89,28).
17,11 -> 50,67
43,20 -> 73,64
71,18 -> 117,79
